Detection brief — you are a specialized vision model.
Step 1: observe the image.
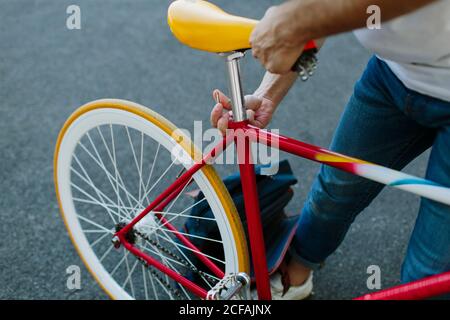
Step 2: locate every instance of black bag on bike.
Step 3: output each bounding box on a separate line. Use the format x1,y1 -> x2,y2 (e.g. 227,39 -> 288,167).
180,160 -> 300,283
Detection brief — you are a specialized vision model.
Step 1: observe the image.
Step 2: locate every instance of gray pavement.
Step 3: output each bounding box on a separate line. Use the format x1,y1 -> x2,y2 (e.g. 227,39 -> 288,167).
0,0 -> 430,299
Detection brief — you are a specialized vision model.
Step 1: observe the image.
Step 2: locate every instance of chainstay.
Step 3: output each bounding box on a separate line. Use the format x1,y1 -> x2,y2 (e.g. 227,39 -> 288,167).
128,229 -> 219,299
135,230 -> 219,284
136,255 -> 184,299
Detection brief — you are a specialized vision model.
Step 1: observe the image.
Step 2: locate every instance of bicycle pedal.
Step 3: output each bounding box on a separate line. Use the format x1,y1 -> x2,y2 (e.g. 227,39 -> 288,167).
206,273 -> 251,300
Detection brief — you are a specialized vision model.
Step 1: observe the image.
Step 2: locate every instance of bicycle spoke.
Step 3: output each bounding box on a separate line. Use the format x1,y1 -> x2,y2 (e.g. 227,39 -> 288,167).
74,197 -> 210,223
73,197 -> 136,212
139,132 -> 144,201
77,214 -> 113,233
83,229 -> 114,251
140,244 -> 187,269
77,140 -> 143,211
156,234 -> 175,281
99,244 -> 115,263
108,124 -> 125,221
72,154 -> 119,223
157,176 -> 194,223
141,264 -> 150,300
144,223 -> 222,244
165,177 -> 193,213
141,242 -> 215,290
149,229 -> 224,281
90,230 -> 113,248
110,250 -> 129,276
152,211 -> 215,221
143,143 -> 161,202
70,181 -> 129,222
148,269 -> 174,299
148,196 -> 207,235
123,255 -> 138,297
153,229 -> 221,283
157,232 -> 225,266
137,157 -> 178,207
83,229 -> 112,234
96,126 -> 136,217
71,165 -> 129,221
125,127 -> 148,205
86,132 -> 135,217
140,241 -> 191,300
145,264 -> 159,299
156,230 -> 220,281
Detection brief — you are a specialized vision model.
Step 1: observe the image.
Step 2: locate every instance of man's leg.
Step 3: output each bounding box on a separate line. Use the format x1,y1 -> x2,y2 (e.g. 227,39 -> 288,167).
401,126 -> 450,285
288,57 -> 436,279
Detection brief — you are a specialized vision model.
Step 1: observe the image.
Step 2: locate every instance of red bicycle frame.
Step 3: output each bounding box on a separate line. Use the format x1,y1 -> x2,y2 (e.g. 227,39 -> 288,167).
114,47 -> 450,300
115,120 -> 450,300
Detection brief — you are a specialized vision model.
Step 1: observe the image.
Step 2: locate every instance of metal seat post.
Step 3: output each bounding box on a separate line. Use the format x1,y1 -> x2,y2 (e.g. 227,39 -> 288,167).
224,52 -> 247,122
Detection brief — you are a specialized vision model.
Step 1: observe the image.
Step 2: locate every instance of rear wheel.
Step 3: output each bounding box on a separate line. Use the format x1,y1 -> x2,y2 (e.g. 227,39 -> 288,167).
54,99 -> 249,300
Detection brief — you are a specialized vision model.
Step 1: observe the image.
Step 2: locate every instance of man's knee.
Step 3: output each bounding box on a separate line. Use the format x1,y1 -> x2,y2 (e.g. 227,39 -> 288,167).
307,165 -> 381,221
400,254 -> 450,284
401,209 -> 450,284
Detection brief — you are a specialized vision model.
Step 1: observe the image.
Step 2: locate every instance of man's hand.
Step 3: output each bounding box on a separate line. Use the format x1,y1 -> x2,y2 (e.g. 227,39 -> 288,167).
250,0 -> 436,75
210,89 -> 276,135
250,5 -> 306,74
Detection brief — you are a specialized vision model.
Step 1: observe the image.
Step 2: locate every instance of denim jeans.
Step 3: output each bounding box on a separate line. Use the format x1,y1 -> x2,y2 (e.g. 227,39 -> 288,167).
290,56 -> 450,283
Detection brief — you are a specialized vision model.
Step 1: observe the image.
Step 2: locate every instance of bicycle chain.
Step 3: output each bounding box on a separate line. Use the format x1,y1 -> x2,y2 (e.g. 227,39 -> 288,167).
136,255 -> 184,300
132,229 -> 219,299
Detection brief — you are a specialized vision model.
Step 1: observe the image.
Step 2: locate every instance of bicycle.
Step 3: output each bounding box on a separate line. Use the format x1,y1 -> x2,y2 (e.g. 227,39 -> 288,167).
54,0 -> 450,300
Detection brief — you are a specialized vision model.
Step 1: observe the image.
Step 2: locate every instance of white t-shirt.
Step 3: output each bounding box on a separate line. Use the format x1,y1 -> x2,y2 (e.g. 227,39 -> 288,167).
353,0 -> 450,102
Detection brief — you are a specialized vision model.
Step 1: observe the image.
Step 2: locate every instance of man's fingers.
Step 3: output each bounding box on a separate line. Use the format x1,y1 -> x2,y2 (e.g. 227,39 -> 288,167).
217,112 -> 230,135
246,109 -> 255,122
251,47 -> 259,59
212,89 -> 232,109
210,103 -> 223,127
247,110 -> 270,129
244,95 -> 262,111
249,117 -> 265,129
212,90 -> 266,132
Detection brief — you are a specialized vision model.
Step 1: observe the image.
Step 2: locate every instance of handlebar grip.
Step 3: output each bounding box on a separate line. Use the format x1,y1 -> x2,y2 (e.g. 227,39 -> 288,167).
291,40 -> 318,81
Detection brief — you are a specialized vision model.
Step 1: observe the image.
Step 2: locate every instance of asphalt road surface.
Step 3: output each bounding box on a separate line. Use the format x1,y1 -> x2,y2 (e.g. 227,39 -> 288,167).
0,0 -> 430,299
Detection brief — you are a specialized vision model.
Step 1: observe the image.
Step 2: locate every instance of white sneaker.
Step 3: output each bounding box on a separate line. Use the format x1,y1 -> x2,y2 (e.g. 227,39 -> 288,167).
251,272 -> 314,300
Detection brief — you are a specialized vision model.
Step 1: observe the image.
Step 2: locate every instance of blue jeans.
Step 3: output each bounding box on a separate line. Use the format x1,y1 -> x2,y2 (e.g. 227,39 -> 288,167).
290,56 -> 450,284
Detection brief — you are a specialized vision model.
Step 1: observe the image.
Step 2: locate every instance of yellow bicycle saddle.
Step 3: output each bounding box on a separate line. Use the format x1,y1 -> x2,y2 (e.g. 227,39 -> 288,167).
167,0 -> 258,53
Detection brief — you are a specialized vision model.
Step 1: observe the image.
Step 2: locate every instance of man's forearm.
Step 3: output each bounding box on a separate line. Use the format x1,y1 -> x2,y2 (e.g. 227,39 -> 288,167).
254,38 -> 325,105
285,0 -> 437,44
251,0 -> 436,106
254,71 -> 298,106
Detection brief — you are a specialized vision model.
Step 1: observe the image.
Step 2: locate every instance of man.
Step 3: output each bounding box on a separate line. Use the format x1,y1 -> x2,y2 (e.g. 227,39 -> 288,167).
210,0 -> 450,299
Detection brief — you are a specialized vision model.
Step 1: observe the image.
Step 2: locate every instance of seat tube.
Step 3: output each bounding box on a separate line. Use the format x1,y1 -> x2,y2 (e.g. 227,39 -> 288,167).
235,131 -> 272,300
225,52 -> 247,122
225,52 -> 271,300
